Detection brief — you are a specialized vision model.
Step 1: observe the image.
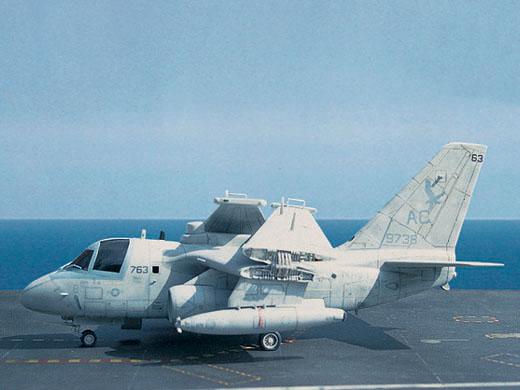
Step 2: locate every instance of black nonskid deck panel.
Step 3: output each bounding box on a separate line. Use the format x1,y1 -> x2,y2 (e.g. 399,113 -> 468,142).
1,290 -> 519,389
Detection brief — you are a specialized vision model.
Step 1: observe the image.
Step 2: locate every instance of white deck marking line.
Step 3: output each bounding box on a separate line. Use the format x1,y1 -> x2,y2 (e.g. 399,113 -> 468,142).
396,329 -> 441,383
486,333 -> 520,339
483,353 -> 520,368
32,339 -> 44,342
11,339 -> 22,342
230,381 -> 520,390
453,315 -> 499,323
421,338 -> 469,344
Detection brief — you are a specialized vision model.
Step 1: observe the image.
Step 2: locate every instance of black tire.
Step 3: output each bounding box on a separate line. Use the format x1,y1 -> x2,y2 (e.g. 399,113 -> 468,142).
80,330 -> 97,347
259,332 -> 281,351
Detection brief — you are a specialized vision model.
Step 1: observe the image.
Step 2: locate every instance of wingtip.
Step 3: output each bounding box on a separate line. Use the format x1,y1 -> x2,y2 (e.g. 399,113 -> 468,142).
457,260 -> 505,267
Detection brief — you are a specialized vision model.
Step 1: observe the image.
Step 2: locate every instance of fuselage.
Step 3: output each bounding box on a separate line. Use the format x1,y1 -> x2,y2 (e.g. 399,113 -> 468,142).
21,235 -> 455,322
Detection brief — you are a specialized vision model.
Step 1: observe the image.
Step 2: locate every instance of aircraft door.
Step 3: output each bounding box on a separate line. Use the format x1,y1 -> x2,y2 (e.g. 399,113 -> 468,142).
147,243 -> 170,317
124,240 -> 149,317
148,262 -> 169,315
83,283 -> 105,317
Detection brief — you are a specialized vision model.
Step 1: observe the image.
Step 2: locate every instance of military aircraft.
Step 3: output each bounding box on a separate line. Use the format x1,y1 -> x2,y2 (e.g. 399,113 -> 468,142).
21,142 -> 503,351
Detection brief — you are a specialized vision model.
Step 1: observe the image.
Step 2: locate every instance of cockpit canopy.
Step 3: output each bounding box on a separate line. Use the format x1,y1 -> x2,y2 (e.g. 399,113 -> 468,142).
63,239 -> 130,273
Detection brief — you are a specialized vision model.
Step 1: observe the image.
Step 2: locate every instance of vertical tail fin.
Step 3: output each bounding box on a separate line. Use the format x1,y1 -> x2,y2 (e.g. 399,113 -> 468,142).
340,143 -> 487,250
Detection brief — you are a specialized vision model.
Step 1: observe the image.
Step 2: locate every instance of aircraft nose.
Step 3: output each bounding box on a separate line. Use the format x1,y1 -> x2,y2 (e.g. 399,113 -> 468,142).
21,275 -> 56,313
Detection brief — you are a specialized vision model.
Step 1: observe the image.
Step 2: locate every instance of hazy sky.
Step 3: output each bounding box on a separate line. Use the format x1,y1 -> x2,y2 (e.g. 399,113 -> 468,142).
1,1 -> 519,219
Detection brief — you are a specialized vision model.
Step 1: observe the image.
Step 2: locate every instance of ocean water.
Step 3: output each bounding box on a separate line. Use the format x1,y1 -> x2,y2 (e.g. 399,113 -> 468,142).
0,220 -> 517,290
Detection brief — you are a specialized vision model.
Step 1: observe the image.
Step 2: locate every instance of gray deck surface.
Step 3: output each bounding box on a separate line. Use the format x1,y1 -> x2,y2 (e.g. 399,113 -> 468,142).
1,290 -> 519,389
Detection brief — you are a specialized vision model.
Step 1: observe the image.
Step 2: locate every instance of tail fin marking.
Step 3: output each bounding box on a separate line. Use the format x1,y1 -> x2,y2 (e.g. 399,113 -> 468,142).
340,143 -> 486,250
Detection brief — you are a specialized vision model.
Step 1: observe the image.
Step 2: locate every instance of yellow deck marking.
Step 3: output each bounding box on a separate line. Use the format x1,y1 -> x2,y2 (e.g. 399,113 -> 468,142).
1,358 -> 154,365
164,365 -> 230,387
206,363 -> 262,383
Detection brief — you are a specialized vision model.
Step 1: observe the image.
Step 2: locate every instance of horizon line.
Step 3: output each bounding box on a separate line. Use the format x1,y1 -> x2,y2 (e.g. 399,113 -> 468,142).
0,218 -> 519,221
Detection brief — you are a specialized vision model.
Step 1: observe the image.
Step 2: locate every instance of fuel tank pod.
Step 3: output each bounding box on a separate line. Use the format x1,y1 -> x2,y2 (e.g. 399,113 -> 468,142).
175,302 -> 346,335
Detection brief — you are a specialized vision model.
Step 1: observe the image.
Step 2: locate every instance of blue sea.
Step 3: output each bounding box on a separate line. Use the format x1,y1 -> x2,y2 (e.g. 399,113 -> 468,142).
0,220 -> 518,290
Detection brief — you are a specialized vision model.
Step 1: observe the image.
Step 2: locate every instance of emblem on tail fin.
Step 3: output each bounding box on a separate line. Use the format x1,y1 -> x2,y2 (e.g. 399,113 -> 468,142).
340,142 -> 487,250
424,178 -> 446,211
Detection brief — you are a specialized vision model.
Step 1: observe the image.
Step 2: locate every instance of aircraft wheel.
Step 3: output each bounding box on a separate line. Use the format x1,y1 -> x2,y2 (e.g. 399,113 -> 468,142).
259,332 -> 281,351
80,330 -> 97,347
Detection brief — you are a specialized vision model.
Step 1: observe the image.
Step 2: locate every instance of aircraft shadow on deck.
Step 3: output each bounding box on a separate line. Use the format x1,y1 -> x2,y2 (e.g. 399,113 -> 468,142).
106,334 -> 304,365
0,330 -> 301,366
0,315 -> 408,361
293,315 -> 409,350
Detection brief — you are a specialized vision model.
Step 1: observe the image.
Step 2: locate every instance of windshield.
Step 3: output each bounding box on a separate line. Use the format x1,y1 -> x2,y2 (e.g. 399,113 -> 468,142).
64,249 -> 94,271
92,239 -> 129,273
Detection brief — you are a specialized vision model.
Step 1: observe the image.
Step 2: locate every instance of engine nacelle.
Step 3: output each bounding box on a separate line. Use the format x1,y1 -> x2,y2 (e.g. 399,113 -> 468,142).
167,285 -> 229,324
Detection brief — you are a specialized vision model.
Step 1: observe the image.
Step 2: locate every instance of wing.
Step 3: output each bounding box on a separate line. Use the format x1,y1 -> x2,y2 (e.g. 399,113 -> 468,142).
242,199 -> 332,260
383,259 -> 503,269
204,194 -> 266,235
184,199 -> 337,309
180,192 -> 267,245
237,199 -> 333,283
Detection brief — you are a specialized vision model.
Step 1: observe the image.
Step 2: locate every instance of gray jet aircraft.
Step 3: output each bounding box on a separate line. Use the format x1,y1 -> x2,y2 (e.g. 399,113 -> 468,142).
21,142 -> 503,351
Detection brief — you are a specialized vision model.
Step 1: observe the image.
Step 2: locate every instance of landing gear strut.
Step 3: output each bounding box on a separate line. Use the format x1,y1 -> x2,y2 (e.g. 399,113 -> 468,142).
80,329 -> 97,347
259,332 -> 281,351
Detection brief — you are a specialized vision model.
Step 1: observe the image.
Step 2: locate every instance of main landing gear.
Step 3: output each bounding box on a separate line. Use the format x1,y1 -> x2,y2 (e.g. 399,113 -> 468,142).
80,329 -> 97,347
258,332 -> 281,351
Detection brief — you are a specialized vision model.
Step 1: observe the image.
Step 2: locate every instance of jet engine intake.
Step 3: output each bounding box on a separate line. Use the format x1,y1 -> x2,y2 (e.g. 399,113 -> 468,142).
167,285 -> 230,324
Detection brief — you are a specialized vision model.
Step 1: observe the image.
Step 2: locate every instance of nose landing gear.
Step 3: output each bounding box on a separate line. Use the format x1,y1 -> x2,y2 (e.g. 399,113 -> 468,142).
62,318 -> 98,347
80,330 -> 97,347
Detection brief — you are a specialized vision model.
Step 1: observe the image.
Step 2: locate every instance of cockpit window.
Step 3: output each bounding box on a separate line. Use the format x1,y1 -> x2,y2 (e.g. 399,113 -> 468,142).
92,239 -> 129,273
65,249 -> 94,271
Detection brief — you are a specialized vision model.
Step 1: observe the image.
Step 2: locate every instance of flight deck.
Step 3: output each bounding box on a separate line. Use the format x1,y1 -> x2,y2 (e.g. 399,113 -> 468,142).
1,289 -> 519,389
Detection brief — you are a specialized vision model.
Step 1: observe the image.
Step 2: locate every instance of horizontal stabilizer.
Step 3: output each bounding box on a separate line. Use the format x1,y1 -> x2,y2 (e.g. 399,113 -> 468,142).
383,260 -> 504,268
